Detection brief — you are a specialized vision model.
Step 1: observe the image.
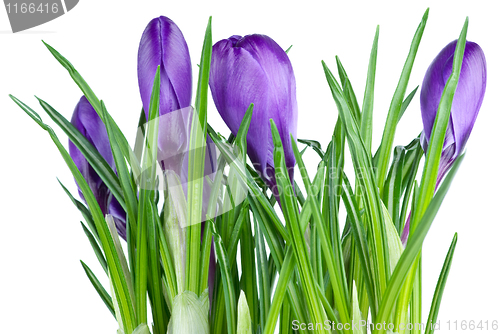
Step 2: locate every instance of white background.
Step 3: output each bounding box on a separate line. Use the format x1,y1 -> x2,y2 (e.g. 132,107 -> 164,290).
1,0 -> 499,333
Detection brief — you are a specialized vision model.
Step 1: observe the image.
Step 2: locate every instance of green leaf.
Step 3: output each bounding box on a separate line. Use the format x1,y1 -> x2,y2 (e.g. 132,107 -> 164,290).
238,204 -> 258,326
37,98 -> 126,210
399,137 -> 424,235
272,122 -> 329,334
207,124 -> 289,243
340,174 -> 377,316
210,219 -> 237,334
412,17 -> 468,234
100,101 -> 139,243
375,8 -> 429,194
373,154 -> 465,334
57,179 -> 98,242
383,146 -> 405,231
146,199 -> 168,334
293,133 -> 352,329
81,222 -> 108,273
424,234 -> 458,334
255,216 -> 271,327
41,41 -> 141,177
336,56 -> 361,122
263,249 -> 294,334
360,25 -> 379,155
81,260 -> 115,318
11,96 -> 137,333
398,86 -> 419,122
135,66 -> 161,325
322,60 -> 390,303
297,138 -> 325,159
186,16 -> 212,294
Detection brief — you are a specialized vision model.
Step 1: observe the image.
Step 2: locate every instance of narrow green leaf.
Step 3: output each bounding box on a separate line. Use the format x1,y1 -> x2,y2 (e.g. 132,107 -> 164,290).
238,205 -> 258,327
398,86 -> 419,122
272,122 -> 329,334
322,61 -> 390,301
297,138 -> 325,159
263,249 -> 294,334
207,124 -> 289,243
101,101 -> 138,241
136,66 -> 161,324
294,132 -> 352,329
375,8 -> 429,194
337,56 -> 361,122
341,174 -> 377,316
255,218 -> 271,327
210,219 -> 237,334
12,96 -> 137,332
37,98 -> 126,210
412,17 -> 468,234
187,16 -> 212,294
81,222 -> 108,273
57,179 -> 98,241
41,41 -> 141,177
424,234 -> 458,334
383,146 -> 405,231
146,199 -> 168,334
373,154 -> 464,334
360,25 -> 379,155
81,260 -> 115,318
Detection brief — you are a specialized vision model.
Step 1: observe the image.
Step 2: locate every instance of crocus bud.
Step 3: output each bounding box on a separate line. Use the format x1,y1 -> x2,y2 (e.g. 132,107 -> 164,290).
138,16 -> 192,172
69,96 -> 127,238
402,40 -> 486,245
209,34 -> 298,196
420,40 -> 486,184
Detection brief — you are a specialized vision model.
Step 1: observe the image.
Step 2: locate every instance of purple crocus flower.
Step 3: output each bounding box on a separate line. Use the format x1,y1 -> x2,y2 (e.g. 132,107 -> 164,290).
138,16 -> 217,299
402,40 -> 486,244
138,16 -> 192,172
420,39 -> 486,185
209,34 -> 298,198
69,96 -> 127,239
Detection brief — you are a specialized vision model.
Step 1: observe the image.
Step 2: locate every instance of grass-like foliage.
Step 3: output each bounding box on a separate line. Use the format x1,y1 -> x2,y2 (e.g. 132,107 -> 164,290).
12,10 -> 476,334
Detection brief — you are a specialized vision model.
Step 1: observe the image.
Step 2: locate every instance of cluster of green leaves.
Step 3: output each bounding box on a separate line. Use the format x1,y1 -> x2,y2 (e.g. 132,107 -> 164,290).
12,8 -> 468,334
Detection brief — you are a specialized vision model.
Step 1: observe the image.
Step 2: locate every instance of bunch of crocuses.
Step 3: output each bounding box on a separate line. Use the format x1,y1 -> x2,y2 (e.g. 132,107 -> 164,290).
11,8 -> 486,334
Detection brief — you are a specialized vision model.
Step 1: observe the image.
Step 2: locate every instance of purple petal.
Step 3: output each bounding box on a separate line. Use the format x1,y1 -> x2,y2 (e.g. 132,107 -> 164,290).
210,34 -> 298,186
69,96 -> 127,238
210,37 -> 270,180
420,40 -> 486,159
138,16 -> 192,119
69,96 -> 114,213
109,196 -> 127,239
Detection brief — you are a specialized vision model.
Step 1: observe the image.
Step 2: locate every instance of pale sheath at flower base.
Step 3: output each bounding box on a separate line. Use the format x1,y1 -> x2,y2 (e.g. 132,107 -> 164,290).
402,40 -> 486,244
69,96 -> 127,238
210,34 -> 298,197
